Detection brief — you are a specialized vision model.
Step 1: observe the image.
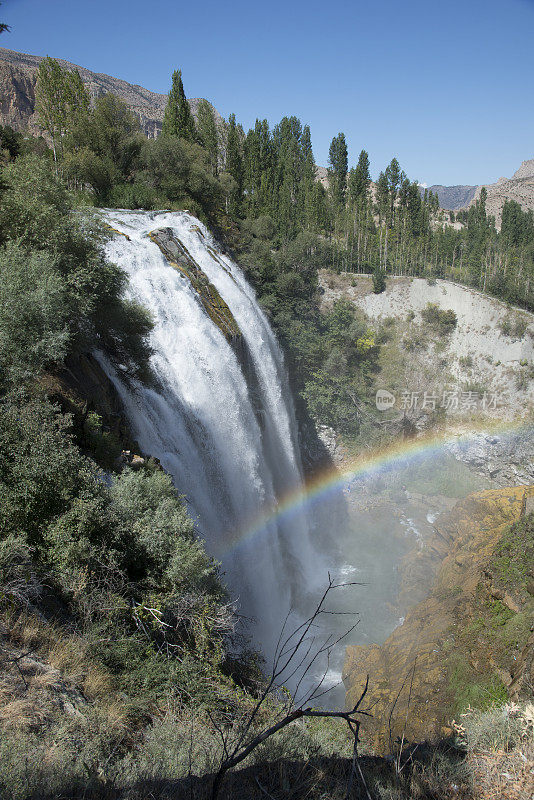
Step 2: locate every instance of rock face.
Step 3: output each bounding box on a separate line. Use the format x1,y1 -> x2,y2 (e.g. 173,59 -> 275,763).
429,159 -> 534,227
425,184 -> 477,210
470,161 -> 534,228
40,351 -> 139,454
149,227 -> 241,342
0,46 -> 223,138
344,485 -> 534,754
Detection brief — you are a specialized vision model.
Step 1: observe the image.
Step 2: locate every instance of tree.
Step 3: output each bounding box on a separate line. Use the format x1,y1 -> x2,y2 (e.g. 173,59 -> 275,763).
385,157 -> 401,225
348,149 -> 370,204
161,69 -> 196,141
0,155 -> 153,381
196,99 -> 219,175
376,170 -> 389,223
225,113 -> 244,215
328,132 -> 348,207
35,57 -> 90,163
0,2 -> 9,33
372,265 -> 386,293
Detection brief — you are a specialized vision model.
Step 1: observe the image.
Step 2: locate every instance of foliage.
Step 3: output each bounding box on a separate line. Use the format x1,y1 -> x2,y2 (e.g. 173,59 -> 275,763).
35,56 -> 90,163
0,154 -> 153,385
372,265 -> 386,293
161,69 -> 197,141
420,302 -> 458,334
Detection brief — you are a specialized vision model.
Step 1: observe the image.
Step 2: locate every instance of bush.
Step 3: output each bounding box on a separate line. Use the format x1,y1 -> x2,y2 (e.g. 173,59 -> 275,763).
0,155 -> 153,384
462,705 -> 524,753
421,303 -> 457,334
372,265 -> 386,293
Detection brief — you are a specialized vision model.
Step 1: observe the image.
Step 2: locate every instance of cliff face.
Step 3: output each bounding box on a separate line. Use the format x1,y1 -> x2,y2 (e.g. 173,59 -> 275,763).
0,46 -> 223,138
425,184 -> 477,210
470,160 -> 534,228
430,159 -> 534,226
344,486 -> 534,754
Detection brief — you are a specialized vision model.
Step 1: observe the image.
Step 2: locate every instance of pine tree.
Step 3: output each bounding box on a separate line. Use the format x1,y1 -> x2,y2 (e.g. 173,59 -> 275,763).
196,99 -> 218,174
161,69 -> 196,141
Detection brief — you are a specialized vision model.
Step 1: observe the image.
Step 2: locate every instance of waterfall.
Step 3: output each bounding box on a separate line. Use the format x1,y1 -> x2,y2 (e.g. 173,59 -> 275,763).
99,209 -> 325,663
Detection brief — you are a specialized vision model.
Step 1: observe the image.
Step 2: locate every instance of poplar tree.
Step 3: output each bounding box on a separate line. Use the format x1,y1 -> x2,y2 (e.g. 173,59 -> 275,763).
385,157 -> 401,225
376,171 -> 389,224
225,113 -> 244,215
196,99 -> 219,174
348,149 -> 370,203
302,124 -> 317,229
35,58 -> 90,163
328,132 -> 348,207
162,69 -> 196,141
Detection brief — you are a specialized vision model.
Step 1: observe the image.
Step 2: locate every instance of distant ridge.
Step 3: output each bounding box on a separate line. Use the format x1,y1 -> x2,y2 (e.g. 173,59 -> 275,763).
425,184 -> 477,211
0,46 -> 223,138
423,159 -> 534,227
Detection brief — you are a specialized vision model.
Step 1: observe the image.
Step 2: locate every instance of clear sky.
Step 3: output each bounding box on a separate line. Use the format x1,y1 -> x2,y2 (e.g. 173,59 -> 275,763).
1,0 -> 532,185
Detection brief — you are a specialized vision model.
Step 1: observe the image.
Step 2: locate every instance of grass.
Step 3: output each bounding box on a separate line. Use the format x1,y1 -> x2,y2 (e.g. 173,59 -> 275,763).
447,653 -> 508,713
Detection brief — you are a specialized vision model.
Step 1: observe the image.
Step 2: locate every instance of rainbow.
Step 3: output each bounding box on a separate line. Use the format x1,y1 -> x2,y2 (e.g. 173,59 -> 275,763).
223,419 -> 531,557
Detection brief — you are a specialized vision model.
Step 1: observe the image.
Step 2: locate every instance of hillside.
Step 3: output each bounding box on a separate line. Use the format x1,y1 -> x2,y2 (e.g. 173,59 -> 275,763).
428,159 -> 534,226
0,46 -> 223,137
345,485 -> 534,754
426,184 -> 477,210
470,159 -> 534,228
320,272 -> 534,435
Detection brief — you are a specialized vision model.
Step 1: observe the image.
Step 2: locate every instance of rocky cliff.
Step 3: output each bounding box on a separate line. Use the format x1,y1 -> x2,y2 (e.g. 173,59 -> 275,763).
429,159 -> 534,226
0,46 -> 223,138
425,184 -> 477,210
344,485 -> 534,754
469,159 -> 534,228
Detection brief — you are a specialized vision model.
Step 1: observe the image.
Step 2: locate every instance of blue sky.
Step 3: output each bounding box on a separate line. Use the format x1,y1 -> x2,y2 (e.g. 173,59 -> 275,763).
1,0 -> 532,185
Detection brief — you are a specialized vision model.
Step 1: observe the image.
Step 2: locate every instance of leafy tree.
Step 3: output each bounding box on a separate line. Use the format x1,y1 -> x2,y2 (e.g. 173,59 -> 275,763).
0,2 -> 9,34
0,243 -> 70,387
372,265 -> 386,293
0,155 -> 153,382
35,57 -> 90,163
348,149 -> 370,203
225,113 -> 244,215
328,132 -> 348,207
196,99 -> 219,175
0,125 -> 22,162
161,69 -> 196,141
385,157 -> 401,224
376,171 -> 389,223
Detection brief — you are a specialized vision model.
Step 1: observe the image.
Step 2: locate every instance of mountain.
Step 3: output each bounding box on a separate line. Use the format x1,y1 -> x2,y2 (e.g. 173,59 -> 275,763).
0,46 -> 223,137
470,159 -> 534,227
425,184 -> 477,210
427,160 -> 534,227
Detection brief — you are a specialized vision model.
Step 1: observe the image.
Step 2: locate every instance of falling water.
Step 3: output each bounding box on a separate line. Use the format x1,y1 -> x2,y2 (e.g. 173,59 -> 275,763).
99,209 -> 326,663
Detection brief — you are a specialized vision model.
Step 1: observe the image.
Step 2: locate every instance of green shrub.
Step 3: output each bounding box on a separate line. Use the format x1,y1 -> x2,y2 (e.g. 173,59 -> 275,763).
421,302 -> 457,334
372,265 -> 386,293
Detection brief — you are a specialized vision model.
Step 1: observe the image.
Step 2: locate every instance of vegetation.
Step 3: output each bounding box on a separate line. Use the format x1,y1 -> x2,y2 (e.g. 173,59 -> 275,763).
8,55 -> 529,440
0,54 -> 532,798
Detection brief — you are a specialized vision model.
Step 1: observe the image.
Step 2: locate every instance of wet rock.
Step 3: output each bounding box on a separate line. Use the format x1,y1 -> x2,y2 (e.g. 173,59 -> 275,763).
149,228 -> 241,342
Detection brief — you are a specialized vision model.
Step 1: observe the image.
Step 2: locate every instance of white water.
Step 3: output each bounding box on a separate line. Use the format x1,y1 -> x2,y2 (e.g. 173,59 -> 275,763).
99,210 -> 325,663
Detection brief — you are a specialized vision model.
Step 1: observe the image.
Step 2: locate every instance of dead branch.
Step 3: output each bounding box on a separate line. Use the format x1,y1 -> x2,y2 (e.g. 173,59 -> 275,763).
210,575 -> 371,800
